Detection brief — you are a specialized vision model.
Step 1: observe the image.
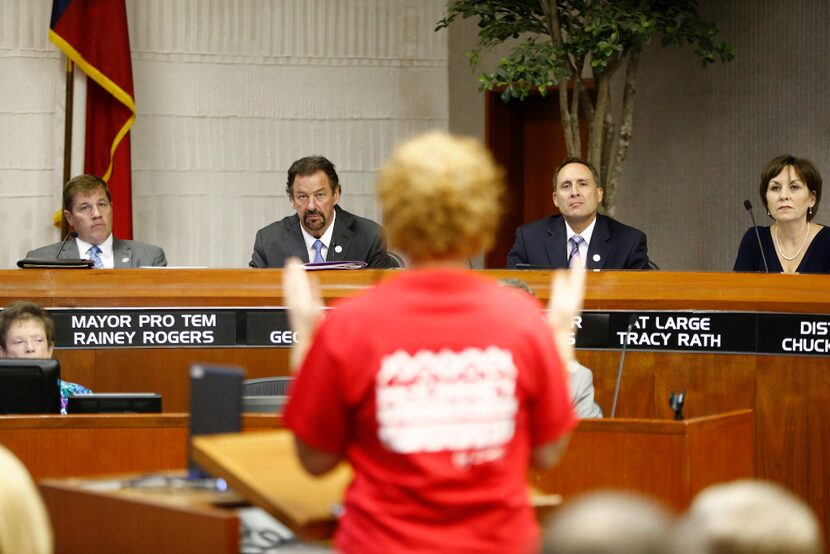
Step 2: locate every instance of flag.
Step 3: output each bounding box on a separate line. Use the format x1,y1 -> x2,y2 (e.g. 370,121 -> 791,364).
49,0 -> 135,239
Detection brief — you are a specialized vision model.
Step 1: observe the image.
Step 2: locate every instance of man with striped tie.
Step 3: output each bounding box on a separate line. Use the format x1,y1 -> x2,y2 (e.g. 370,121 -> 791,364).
507,157 -> 650,270
26,174 -> 166,268
249,155 -> 398,269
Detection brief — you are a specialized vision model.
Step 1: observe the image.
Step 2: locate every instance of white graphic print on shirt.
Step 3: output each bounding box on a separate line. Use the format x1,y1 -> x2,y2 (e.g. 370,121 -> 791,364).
376,347 -> 518,464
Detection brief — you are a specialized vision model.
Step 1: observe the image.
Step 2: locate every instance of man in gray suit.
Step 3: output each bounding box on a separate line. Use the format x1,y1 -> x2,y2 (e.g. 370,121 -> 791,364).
249,155 -> 397,268
497,278 -> 602,418
567,360 -> 603,419
26,174 -> 166,268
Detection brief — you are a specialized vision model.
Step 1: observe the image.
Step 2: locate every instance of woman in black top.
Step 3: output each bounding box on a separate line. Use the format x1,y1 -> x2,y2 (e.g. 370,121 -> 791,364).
734,155 -> 828,273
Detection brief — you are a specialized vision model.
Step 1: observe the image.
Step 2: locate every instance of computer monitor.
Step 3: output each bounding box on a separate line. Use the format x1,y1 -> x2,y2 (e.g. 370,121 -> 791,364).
0,358 -> 61,414
188,364 -> 244,478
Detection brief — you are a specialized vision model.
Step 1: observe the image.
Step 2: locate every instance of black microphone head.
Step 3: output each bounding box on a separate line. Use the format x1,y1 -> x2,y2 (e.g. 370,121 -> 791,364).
69,231 -> 78,238
743,200 -> 752,211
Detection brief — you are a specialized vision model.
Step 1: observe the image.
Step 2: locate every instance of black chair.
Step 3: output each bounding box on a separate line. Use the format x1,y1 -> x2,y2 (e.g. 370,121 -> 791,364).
388,251 -> 406,268
241,377 -> 293,414
242,377 -> 293,396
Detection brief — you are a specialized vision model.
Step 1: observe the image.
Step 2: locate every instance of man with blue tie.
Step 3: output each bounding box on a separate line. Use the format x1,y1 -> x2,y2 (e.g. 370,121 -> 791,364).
26,174 -> 166,268
507,157 -> 650,270
249,156 -> 398,268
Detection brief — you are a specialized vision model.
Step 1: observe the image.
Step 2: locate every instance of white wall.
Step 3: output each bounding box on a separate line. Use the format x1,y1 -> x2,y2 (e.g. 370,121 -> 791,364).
0,0 -> 448,268
0,2 -> 64,265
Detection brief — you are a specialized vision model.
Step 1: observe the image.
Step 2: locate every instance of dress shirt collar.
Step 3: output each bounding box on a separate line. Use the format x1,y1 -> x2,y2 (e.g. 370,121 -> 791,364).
564,217 -> 596,261
300,209 -> 337,261
76,234 -> 115,268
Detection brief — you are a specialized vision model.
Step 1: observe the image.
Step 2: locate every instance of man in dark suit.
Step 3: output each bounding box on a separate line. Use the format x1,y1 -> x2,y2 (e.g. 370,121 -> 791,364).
27,174 -> 166,268
507,157 -> 649,270
249,155 -> 397,268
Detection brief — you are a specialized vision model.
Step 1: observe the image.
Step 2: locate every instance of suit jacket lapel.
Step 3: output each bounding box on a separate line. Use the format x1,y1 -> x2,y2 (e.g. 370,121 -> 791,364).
113,239 -> 133,268
61,241 -> 81,260
285,216 -> 310,262
587,215 -> 611,269
328,206 -> 353,261
544,217 -> 568,268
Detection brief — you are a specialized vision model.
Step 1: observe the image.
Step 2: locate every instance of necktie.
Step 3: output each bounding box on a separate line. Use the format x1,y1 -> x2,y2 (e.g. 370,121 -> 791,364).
88,245 -> 104,269
568,235 -> 584,268
312,240 -> 325,263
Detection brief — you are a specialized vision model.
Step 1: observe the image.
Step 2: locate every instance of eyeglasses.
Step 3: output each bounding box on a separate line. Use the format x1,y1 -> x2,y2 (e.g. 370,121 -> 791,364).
293,191 -> 331,205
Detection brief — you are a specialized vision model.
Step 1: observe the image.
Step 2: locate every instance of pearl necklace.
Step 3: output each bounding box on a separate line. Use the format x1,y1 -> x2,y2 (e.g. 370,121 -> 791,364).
773,223 -> 810,261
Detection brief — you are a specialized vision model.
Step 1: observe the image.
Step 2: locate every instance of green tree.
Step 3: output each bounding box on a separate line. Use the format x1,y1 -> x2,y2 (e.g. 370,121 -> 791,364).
437,0 -> 733,214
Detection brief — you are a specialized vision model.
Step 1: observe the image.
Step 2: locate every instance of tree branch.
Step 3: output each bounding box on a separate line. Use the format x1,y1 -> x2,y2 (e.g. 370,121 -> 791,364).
601,106 -> 615,195
571,77 -> 582,156
542,0 -> 577,156
539,0 -> 559,43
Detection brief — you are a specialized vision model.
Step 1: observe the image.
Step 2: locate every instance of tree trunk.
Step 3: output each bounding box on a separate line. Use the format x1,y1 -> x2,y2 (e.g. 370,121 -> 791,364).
587,76 -> 609,179
604,43 -> 642,215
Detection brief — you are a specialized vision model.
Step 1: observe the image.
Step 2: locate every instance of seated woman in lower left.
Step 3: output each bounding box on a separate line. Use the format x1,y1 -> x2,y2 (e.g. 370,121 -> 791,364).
0,300 -> 91,414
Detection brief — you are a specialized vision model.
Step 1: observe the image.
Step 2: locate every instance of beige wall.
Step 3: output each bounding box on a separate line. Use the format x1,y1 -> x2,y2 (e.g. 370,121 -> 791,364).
448,0 -> 830,271
0,0 -> 448,268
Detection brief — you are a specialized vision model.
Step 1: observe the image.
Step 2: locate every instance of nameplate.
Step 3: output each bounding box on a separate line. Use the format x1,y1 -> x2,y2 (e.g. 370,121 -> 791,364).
45,308 -> 830,357
52,309 -> 238,348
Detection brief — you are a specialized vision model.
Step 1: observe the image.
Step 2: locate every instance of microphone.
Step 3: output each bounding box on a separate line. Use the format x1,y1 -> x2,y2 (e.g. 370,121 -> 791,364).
669,389 -> 686,421
743,200 -> 769,273
55,231 -> 78,259
610,313 -> 637,418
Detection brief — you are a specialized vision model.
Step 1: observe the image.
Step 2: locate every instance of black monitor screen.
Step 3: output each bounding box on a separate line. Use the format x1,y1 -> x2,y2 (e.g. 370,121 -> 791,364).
0,358 -> 61,415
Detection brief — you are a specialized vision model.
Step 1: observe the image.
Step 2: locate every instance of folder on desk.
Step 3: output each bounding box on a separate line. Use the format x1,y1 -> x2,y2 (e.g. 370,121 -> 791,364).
191,430 -> 351,540
17,258 -> 94,269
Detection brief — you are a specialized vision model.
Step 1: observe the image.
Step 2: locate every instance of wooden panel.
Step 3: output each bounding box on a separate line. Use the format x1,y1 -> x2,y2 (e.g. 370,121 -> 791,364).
41,481 -> 239,554
686,412 -> 754,495
0,414 -> 282,479
530,411 -> 754,511
0,415 -> 188,479
755,355 -> 830,520
90,348 -> 290,413
4,268 -> 830,312
484,90 -> 525,269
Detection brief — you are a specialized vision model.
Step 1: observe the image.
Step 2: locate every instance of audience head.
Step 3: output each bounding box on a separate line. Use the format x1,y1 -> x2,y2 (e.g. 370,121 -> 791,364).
676,479 -> 823,554
62,174 -> 113,245
285,156 -> 342,238
0,444 -> 54,554
542,491 -> 673,554
759,155 -> 822,223
0,301 -> 54,359
553,157 -> 603,231
376,131 -> 504,265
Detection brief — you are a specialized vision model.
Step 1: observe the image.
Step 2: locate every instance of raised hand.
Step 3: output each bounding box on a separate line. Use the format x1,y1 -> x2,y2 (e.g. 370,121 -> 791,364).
282,258 -> 324,371
547,267 -> 586,364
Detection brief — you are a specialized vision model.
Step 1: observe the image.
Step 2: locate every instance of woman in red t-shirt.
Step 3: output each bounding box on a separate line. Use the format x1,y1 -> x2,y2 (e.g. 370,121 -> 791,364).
283,132 -> 585,554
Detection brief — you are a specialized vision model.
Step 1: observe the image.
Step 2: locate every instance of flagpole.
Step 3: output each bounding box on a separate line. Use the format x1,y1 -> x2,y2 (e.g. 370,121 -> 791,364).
61,57 -> 74,238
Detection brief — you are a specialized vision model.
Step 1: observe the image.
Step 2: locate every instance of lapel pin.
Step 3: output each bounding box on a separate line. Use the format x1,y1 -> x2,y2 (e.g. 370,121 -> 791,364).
592,254 -> 601,262
122,257 -> 130,263
335,245 -> 343,253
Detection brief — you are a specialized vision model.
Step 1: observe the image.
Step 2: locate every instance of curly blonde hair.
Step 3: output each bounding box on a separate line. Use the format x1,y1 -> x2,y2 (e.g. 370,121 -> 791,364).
377,132 -> 504,263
